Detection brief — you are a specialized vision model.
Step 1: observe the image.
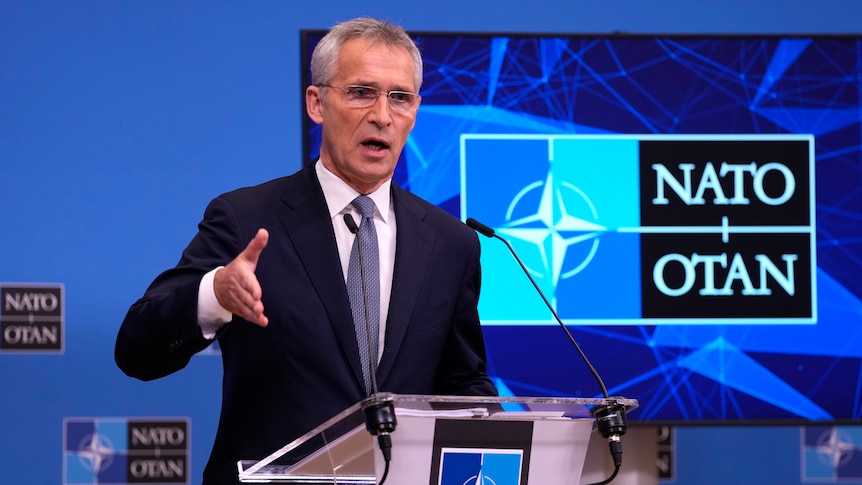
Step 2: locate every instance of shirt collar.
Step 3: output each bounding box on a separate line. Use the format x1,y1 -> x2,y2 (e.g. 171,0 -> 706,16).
316,160 -> 392,224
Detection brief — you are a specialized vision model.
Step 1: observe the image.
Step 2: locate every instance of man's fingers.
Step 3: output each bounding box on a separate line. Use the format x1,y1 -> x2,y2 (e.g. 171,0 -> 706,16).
213,228 -> 270,326
217,274 -> 268,327
241,228 -> 269,266
236,293 -> 267,327
239,272 -> 263,303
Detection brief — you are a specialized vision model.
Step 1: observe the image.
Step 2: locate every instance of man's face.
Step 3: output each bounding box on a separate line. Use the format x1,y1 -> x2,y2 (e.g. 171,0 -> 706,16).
306,38 -> 419,195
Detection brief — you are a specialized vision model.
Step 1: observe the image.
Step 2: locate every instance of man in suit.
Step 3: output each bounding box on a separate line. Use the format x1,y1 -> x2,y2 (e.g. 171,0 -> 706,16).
115,16 -> 497,485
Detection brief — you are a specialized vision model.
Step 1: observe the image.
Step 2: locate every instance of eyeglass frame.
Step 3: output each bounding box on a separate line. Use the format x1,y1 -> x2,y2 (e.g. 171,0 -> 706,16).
318,84 -> 422,112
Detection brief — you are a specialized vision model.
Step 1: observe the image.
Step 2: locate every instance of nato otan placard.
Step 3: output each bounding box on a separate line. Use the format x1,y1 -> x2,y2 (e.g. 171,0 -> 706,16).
64,417 -> 190,485
1,283 -> 64,352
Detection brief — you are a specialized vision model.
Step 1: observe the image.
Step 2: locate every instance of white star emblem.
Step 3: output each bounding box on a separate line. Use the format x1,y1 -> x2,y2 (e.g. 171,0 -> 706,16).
814,427 -> 855,469
498,171 -> 606,300
77,432 -> 115,473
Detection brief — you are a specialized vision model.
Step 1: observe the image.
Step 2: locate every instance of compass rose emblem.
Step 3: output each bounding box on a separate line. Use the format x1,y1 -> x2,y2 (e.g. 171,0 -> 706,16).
498,170 -> 606,305
76,432 -> 115,473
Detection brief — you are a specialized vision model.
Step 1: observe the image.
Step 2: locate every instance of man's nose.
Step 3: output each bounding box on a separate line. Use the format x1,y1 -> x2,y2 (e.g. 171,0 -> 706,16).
367,93 -> 393,124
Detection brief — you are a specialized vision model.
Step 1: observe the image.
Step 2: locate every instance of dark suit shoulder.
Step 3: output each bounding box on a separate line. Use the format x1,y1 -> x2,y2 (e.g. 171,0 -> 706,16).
213,165 -> 320,213
219,176 -> 291,199
217,170 -> 304,202
393,186 -> 477,242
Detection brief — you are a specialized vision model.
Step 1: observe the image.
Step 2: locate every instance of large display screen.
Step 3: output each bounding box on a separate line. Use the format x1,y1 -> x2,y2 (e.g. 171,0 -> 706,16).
301,32 -> 862,424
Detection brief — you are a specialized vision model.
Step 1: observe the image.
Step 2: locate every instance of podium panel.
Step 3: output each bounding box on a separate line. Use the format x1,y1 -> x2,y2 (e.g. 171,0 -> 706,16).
238,393 -> 637,484
386,413 -> 594,484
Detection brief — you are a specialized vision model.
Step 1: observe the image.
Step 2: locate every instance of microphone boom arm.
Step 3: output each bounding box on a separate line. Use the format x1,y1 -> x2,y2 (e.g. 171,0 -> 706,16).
465,218 -> 608,397
465,217 -> 627,485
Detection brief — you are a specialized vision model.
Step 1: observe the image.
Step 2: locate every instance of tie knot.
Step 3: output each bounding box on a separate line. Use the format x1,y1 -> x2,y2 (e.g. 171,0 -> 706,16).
352,195 -> 375,220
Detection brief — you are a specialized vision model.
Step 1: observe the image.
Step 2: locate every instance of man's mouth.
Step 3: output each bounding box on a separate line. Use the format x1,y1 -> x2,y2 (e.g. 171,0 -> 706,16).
362,139 -> 390,152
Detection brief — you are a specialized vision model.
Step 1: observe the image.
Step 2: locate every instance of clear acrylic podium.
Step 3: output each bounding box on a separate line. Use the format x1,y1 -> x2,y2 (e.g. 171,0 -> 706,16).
237,393 -> 638,484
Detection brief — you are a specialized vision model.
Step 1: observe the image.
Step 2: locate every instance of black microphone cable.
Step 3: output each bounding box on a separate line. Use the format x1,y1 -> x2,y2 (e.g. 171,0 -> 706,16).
466,217 -> 627,485
344,213 -> 395,485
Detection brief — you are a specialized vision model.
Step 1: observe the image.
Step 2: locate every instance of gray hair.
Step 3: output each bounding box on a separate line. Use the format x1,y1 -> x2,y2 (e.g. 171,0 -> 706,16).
310,17 -> 423,92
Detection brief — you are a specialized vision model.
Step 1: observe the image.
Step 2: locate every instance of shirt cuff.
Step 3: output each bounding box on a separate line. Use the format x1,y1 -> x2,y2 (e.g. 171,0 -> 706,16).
198,266 -> 232,339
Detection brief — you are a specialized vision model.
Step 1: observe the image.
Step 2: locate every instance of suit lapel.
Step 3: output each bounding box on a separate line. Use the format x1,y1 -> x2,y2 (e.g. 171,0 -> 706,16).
376,186 -> 434,385
277,165 -> 366,391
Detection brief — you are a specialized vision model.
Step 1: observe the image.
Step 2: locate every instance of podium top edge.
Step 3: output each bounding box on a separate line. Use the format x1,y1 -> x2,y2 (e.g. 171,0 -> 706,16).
364,393 -> 638,410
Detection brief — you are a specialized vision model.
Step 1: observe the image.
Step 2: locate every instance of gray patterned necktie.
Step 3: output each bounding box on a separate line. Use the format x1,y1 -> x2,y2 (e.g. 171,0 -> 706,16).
346,195 -> 380,394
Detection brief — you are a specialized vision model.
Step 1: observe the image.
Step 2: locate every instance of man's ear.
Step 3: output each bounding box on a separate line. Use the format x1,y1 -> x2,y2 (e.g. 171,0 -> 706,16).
306,85 -> 324,124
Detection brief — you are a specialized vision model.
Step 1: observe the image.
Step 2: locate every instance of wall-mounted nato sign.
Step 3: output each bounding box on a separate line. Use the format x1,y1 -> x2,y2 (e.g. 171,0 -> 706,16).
302,32 -> 862,423
63,418 -> 190,485
1,283 -> 64,352
462,134 -> 815,324
803,425 -> 862,482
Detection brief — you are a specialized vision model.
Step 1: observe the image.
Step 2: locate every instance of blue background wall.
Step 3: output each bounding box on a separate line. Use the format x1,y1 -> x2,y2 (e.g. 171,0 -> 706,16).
2,1 -> 861,484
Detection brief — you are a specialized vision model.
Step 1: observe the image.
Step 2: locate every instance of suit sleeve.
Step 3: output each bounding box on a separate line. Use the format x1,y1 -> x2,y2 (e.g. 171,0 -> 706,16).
114,196 -> 243,381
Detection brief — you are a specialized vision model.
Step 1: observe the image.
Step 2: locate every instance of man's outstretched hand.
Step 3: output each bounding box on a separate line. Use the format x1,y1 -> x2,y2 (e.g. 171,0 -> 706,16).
213,228 -> 270,327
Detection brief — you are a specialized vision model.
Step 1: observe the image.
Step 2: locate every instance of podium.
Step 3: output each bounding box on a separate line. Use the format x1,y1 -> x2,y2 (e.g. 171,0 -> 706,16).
237,393 -> 638,484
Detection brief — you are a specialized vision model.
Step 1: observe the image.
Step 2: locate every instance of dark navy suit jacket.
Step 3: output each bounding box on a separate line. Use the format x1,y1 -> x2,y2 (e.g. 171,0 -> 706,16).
115,163 -> 497,484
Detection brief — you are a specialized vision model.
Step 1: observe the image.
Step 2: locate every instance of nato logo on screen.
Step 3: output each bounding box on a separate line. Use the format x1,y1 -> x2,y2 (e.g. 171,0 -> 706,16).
64,418 -> 189,484
439,448 -> 523,485
461,134 -> 815,325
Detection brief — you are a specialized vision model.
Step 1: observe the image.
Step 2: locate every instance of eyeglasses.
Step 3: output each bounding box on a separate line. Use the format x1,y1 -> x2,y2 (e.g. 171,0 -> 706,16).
320,84 -> 421,112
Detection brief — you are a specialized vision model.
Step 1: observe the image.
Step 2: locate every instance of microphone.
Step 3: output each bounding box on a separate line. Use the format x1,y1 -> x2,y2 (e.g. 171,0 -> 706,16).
344,213 -> 396,484
465,217 -> 627,484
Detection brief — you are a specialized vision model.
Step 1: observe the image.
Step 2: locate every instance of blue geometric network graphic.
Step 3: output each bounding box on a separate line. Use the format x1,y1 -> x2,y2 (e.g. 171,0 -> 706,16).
304,34 -> 862,422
